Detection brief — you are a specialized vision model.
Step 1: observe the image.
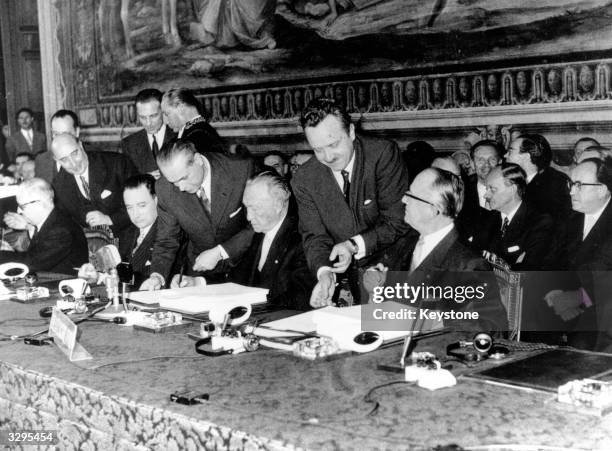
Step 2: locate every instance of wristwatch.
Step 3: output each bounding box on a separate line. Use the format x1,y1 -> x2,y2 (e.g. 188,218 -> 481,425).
348,238 -> 359,255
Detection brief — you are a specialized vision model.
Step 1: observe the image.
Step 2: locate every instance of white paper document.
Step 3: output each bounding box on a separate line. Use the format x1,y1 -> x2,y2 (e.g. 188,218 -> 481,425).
128,283 -> 269,314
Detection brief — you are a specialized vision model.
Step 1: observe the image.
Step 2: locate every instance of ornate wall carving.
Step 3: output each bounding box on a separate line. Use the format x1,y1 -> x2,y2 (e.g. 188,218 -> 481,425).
87,60 -> 612,131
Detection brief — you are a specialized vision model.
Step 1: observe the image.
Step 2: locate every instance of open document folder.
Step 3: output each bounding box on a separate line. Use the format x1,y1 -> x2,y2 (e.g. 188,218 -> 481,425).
258,302 -> 443,352
127,283 -> 268,314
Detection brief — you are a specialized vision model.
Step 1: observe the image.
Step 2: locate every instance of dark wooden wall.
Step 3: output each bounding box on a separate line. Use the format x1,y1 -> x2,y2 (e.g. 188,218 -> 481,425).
0,0 -> 44,133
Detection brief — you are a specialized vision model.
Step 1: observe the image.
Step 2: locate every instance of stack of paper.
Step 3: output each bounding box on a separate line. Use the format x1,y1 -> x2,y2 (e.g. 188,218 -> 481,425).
258,302 -> 443,352
128,283 -> 268,314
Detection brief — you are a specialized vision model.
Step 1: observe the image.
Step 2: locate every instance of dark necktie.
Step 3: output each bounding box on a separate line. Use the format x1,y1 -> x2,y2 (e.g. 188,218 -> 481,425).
501,216 -> 509,238
341,170 -> 350,204
198,189 -> 211,214
151,135 -> 159,157
80,175 -> 91,200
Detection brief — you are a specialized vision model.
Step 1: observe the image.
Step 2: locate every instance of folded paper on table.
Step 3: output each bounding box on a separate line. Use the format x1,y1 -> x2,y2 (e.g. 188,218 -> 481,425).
259,302 -> 443,353
127,283 -> 269,314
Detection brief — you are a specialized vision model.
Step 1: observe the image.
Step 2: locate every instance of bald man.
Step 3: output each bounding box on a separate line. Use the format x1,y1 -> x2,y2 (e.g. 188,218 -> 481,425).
0,178 -> 88,273
51,133 -> 136,237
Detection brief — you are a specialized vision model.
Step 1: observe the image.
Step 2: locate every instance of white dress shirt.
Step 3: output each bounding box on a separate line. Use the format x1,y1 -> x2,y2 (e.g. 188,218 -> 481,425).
148,124 -> 167,150
20,128 -> 33,146
410,223 -> 455,270
258,211 -> 287,271
74,170 -> 90,199
501,201 -> 522,226
330,150 -> 366,260
583,198 -> 610,240
134,224 -> 153,253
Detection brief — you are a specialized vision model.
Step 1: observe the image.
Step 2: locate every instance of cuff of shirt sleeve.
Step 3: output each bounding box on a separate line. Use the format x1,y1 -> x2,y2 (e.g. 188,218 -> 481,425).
150,272 -> 166,287
317,266 -> 337,282
579,287 -> 593,308
195,276 -> 207,287
217,245 -> 229,260
351,235 -> 366,260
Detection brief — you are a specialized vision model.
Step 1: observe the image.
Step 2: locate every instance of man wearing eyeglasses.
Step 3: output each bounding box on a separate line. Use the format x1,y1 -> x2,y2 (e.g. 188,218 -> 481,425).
0,178 -> 88,273
292,98 -> 410,307
367,168 -> 507,333
544,157 -> 612,352
50,133 -> 136,237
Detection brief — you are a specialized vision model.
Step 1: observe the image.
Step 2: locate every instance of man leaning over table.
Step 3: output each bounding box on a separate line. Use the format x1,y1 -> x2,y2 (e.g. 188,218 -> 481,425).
140,139 -> 254,290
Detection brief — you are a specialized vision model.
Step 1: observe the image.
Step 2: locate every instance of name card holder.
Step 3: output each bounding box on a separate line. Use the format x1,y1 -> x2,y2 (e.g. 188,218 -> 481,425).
48,307 -> 92,361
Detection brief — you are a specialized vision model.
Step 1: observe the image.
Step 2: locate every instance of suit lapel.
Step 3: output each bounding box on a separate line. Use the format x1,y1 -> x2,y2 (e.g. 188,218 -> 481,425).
503,202 -> 527,244
87,152 -> 107,201
414,228 -> 457,272
132,221 -> 156,266
260,214 -> 293,275
209,155 -> 233,228
579,201 -> 612,260
249,233 -> 265,284
348,138 -> 364,210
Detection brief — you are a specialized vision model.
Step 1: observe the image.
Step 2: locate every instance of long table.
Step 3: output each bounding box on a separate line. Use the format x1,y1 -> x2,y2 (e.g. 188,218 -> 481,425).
1,291 -> 612,450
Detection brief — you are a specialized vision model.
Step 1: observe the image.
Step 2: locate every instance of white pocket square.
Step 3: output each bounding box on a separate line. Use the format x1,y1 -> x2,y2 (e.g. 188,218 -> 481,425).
145,260 -> 151,266
364,199 -> 372,206
507,245 -> 520,253
101,189 -> 112,199
229,207 -> 242,218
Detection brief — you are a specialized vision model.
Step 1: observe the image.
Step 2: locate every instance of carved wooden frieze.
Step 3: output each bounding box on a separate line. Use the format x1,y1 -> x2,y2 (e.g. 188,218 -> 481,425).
88,59 -> 612,129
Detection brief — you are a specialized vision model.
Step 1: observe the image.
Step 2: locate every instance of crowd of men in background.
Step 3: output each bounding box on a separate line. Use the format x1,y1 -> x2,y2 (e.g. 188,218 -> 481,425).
1,90 -> 611,353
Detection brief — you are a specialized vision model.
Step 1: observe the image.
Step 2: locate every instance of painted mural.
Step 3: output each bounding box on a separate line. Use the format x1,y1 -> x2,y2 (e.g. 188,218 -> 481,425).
83,0 -> 612,100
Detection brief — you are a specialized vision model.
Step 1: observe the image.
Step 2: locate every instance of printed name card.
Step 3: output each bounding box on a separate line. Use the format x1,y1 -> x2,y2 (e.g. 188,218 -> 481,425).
49,307 -> 92,361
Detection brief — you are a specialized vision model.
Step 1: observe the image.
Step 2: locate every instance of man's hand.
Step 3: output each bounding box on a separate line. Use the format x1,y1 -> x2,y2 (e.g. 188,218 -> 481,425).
310,270 -> 336,308
193,247 -> 223,272
363,263 -> 388,302
139,273 -> 164,291
3,212 -> 28,230
545,289 -> 583,321
86,211 -> 113,227
0,240 -> 13,251
170,274 -> 206,288
329,241 -> 355,273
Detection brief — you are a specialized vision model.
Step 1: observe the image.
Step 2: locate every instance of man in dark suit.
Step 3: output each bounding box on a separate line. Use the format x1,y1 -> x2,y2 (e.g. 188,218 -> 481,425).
51,133 -> 137,238
366,168 -> 508,334
292,98 -> 410,307
121,89 -> 177,177
35,109 -> 99,184
140,139 -> 254,290
118,174 -> 158,287
457,140 -> 502,243
545,157 -> 612,352
475,163 -> 554,270
0,178 -> 88,273
161,88 -> 225,155
5,108 -> 46,161
230,172 -> 315,310
506,133 -> 571,221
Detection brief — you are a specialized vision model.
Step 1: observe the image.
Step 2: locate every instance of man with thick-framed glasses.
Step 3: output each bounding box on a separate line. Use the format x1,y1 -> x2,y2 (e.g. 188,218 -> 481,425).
545,157 -> 612,352
0,178 -> 87,273
365,168 -> 507,334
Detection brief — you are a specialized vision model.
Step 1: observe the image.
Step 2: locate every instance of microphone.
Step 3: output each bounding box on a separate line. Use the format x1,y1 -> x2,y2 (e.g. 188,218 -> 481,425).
116,262 -> 134,312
